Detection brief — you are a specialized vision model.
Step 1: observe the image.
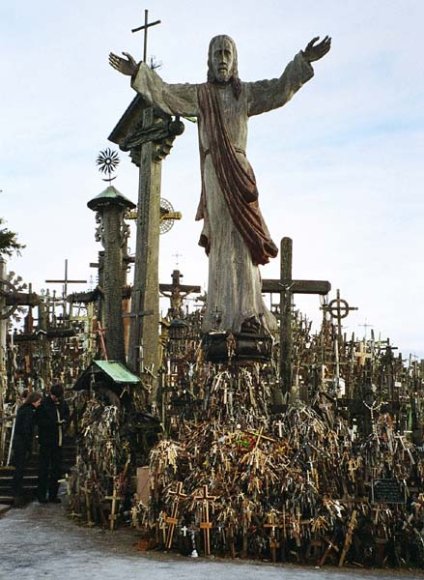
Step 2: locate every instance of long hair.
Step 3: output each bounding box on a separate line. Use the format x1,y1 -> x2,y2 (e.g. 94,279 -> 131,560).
207,34 -> 241,99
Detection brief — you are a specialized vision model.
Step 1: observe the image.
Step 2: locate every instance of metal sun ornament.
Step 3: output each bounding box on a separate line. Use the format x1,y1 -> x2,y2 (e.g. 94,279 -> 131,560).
96,148 -> 120,183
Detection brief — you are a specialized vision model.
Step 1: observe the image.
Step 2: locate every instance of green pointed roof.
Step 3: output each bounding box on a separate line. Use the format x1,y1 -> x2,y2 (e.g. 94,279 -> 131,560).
87,185 -> 136,211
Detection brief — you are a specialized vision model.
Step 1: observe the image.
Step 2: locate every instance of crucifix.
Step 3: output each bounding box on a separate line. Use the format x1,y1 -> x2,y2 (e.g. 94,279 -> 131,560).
160,269 -> 201,317
262,237 -> 331,402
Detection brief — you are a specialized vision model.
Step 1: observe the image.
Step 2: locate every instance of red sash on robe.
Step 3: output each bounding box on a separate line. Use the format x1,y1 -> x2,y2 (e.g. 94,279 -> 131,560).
196,83 -> 278,266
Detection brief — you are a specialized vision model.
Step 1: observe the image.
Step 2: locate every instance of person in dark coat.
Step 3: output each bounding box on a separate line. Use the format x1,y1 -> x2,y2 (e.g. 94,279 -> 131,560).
11,391 -> 42,507
36,383 -> 70,504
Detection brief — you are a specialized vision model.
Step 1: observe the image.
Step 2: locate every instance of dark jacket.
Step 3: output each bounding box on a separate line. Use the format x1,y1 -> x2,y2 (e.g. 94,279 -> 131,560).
13,403 -> 38,453
37,396 -> 70,448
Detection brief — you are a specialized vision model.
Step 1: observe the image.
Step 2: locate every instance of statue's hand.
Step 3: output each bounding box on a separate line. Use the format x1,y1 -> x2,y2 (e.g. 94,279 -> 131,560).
108,51 -> 139,76
302,36 -> 331,63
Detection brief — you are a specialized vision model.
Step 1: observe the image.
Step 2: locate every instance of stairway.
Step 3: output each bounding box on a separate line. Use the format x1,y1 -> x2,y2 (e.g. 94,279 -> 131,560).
0,437 -> 76,505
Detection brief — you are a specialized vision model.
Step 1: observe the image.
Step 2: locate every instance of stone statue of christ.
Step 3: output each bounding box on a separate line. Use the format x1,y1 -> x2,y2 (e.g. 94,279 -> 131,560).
109,34 -> 331,338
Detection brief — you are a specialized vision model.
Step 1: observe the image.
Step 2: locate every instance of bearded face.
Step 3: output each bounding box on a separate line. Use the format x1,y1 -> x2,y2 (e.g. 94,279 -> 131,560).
208,35 -> 237,83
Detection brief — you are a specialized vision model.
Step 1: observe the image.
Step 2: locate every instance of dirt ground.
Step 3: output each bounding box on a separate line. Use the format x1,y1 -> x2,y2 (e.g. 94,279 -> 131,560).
1,500 -> 423,580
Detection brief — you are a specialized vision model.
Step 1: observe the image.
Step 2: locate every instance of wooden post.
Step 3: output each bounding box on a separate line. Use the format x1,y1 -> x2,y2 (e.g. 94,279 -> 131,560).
280,237 -> 292,402
128,128 -> 162,387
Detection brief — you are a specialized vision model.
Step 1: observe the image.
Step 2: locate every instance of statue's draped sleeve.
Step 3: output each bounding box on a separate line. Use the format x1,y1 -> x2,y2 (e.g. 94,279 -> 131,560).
246,52 -> 314,117
131,63 -> 199,117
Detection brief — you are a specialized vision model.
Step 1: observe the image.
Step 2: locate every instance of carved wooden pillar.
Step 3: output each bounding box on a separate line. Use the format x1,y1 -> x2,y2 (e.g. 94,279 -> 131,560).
88,186 -> 135,362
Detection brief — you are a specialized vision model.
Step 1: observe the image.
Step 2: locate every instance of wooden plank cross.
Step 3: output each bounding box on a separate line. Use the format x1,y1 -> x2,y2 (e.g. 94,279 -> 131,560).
262,237 -> 331,401
80,483 -> 95,527
194,485 -> 219,556
165,482 -> 188,549
318,535 -> 340,566
105,478 -> 124,531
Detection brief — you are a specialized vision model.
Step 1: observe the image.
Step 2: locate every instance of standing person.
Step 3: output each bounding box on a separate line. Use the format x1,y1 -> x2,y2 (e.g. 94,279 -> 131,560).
109,34 -> 331,338
11,391 -> 42,507
36,383 -> 70,504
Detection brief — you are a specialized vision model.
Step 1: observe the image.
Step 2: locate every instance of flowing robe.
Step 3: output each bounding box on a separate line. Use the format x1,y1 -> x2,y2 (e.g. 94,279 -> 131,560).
131,52 -> 314,335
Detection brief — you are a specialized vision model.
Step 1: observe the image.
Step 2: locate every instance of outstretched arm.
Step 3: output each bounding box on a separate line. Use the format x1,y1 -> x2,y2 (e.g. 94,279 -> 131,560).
110,50 -> 198,117
302,36 -> 331,63
108,51 -> 139,76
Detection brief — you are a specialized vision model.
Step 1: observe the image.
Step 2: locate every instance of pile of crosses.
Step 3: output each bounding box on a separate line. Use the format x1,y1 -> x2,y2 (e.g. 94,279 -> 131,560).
131,368 -> 424,567
67,396 -> 132,529
128,305 -> 424,569
14,278 -> 421,568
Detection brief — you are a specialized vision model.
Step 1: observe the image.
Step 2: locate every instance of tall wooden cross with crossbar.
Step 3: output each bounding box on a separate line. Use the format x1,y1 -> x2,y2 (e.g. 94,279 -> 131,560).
262,237 -> 331,403
109,10 -> 184,403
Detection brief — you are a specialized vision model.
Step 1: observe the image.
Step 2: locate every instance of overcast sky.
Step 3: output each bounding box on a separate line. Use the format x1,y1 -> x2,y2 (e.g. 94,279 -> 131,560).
1,1 -> 423,358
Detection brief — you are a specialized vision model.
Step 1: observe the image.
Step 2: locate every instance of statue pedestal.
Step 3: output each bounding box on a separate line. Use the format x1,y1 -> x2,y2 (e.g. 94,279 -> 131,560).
202,331 -> 273,363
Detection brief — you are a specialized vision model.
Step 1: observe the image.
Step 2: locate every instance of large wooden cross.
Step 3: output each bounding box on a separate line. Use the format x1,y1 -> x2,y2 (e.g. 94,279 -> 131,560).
109,10 -> 185,397
262,237 -> 331,401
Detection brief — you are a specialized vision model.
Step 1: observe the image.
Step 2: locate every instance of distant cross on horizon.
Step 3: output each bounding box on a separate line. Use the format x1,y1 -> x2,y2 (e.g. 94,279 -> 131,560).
172,252 -> 182,267
45,259 -> 87,316
359,318 -> 373,340
45,259 -> 87,298
131,9 -> 161,63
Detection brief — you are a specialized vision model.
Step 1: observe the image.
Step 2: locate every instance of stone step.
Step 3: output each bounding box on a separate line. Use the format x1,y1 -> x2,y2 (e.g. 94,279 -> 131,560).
0,495 -> 14,504
0,502 -> 12,514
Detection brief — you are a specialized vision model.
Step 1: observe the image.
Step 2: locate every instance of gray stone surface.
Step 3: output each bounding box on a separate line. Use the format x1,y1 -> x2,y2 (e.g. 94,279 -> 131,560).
0,501 -> 423,580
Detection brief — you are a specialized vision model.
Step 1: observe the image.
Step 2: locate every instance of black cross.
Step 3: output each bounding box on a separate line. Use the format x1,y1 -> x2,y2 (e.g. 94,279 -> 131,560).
131,9 -> 161,62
